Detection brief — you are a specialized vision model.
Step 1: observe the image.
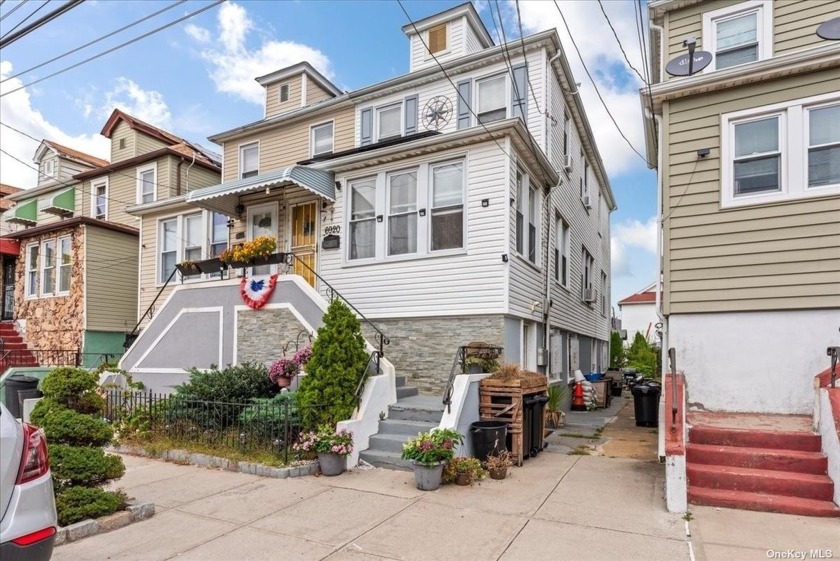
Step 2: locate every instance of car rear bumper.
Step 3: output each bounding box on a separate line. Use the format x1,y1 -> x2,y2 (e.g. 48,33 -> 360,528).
0,533 -> 56,561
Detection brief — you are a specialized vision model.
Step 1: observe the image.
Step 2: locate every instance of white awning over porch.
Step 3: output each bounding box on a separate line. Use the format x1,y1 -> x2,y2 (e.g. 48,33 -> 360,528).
186,165 -> 336,216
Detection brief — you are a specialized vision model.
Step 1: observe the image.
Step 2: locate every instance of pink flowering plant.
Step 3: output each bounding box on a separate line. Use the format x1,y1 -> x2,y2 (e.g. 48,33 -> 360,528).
293,345 -> 312,369
269,357 -> 299,383
401,428 -> 463,466
293,425 -> 354,457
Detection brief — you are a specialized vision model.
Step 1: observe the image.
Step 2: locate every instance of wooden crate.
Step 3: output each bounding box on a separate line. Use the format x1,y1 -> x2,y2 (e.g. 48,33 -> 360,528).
591,380 -> 610,408
479,377 -> 548,466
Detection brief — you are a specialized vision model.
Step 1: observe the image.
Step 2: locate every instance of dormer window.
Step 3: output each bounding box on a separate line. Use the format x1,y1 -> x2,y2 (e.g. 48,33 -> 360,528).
43,159 -> 56,178
280,83 -> 290,103
703,1 -> 771,72
428,23 -> 447,54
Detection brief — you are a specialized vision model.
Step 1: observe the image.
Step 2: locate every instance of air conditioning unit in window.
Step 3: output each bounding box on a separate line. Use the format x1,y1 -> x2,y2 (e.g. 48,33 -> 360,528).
583,286 -> 597,303
563,154 -> 572,172
582,194 -> 592,209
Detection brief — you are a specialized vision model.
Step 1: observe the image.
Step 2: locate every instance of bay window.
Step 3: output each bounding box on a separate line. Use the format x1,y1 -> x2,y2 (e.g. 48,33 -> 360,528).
387,170 -> 417,256
349,178 -> 376,260
40,240 -> 56,296
430,161 -> 464,251
58,237 -> 71,294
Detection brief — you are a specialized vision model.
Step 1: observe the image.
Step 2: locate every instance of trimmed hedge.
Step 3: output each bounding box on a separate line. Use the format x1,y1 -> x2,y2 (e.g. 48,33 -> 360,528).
40,367 -> 103,414
55,487 -> 126,527
49,444 -> 125,490
175,362 -> 279,403
35,407 -> 114,447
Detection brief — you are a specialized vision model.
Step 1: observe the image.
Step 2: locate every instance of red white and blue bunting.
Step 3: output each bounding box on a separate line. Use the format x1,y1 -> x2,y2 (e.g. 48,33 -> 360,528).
240,274 -> 278,309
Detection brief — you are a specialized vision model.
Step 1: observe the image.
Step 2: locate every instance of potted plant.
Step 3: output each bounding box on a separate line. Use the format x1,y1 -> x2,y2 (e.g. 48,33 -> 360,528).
175,260 -> 200,276
220,235 -> 279,268
293,425 -> 353,476
401,428 -> 462,491
545,384 -> 569,429
464,356 -> 500,374
269,357 -> 299,388
444,457 -> 487,486
484,450 -> 513,480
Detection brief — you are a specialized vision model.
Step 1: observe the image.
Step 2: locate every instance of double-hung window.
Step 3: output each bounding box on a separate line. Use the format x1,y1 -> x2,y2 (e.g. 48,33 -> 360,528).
430,161 -> 464,251
515,170 -> 539,265
137,164 -> 156,204
160,218 -> 178,283
387,170 -> 417,256
44,159 -> 56,178
183,214 -> 203,280
515,171 -> 525,255
476,74 -> 506,124
377,104 -> 402,141
703,1 -> 771,72
581,248 -> 594,299
58,237 -> 71,294
555,215 -> 569,287
93,179 -> 107,220
808,104 -> 840,188
240,143 -> 259,179
311,122 -> 334,157
280,83 -> 290,102
349,178 -> 376,260
528,186 -> 538,264
562,112 -> 570,156
600,271 -> 607,316
40,240 -> 56,296
732,115 -> 781,196
209,212 -> 228,258
25,244 -> 38,298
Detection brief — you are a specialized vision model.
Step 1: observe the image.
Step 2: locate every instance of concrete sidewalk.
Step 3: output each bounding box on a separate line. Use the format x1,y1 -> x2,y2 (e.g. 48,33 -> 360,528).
53,449 -> 689,561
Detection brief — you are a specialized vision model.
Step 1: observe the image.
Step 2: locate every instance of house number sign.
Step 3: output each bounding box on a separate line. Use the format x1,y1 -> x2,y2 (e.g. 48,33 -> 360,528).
324,225 -> 340,236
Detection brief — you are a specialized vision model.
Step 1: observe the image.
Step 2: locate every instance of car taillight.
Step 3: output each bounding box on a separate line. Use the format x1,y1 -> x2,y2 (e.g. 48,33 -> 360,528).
16,423 -> 49,485
11,527 -> 56,546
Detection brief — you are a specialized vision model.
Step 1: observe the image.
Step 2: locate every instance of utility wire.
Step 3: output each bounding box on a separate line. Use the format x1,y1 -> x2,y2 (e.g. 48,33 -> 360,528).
596,0 -> 648,85
0,0 -> 52,43
635,0 -> 657,158
0,0 -> 226,98
490,0 -> 526,124
661,159 -> 699,224
2,0 -> 187,84
0,0 -> 29,23
551,0 -> 648,164
514,0 -> 544,116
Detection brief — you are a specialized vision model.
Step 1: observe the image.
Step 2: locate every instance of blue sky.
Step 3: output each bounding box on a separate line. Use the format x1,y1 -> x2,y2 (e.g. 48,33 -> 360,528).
0,0 -> 657,310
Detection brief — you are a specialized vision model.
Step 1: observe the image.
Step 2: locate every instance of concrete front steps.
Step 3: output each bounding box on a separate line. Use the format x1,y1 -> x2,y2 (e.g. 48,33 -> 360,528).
359,377 -> 444,471
0,322 -> 39,370
686,424 -> 840,517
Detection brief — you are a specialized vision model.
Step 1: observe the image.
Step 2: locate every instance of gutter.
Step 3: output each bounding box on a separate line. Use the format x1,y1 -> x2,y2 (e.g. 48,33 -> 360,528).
125,195 -> 188,216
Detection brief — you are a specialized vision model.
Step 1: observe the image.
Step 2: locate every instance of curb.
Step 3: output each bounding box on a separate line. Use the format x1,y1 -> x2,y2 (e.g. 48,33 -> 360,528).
55,501 -> 155,547
108,445 -> 320,479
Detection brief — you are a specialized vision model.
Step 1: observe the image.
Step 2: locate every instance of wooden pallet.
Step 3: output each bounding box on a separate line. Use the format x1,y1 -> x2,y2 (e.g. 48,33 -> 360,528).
479,378 -> 548,466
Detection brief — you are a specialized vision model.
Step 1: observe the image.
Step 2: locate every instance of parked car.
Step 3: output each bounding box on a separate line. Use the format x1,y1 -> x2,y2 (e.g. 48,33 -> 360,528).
0,402 -> 57,560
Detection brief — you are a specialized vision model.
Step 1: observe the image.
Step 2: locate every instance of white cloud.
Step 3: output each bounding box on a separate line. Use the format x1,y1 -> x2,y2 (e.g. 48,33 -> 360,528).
515,0 -> 649,176
187,2 -> 332,105
0,61 -> 109,188
184,23 -> 211,44
101,77 -> 173,130
610,216 -> 658,278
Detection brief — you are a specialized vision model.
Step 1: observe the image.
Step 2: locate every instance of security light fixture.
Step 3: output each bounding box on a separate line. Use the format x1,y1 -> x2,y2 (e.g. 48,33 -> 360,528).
697,148 -> 710,158
481,198 -> 489,207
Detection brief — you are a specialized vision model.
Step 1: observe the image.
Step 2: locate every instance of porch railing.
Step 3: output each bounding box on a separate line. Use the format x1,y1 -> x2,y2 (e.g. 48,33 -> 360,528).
668,347 -> 678,428
442,344 -> 504,413
125,267 -> 179,350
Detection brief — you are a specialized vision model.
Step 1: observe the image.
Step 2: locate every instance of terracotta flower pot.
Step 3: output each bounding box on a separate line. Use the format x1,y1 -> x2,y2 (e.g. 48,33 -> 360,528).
455,472 -> 471,486
277,377 -> 291,388
489,467 -> 507,480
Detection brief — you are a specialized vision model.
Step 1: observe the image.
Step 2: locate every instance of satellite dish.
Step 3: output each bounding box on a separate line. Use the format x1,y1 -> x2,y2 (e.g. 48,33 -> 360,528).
816,16 -> 840,40
665,51 -> 713,76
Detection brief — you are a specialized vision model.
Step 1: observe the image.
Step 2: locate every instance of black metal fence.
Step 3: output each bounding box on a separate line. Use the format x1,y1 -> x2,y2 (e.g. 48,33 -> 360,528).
103,391 -> 328,464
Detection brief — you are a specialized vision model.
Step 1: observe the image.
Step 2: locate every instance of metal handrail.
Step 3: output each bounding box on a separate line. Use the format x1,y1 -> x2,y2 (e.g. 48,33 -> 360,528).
285,254 -> 390,362
668,347 -> 677,430
125,267 -> 179,350
828,346 -> 839,389
442,344 -> 504,413
355,350 -> 381,404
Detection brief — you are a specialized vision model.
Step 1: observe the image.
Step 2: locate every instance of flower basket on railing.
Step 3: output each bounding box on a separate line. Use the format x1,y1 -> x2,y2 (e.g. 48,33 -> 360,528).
220,236 -> 279,268
175,261 -> 201,276
195,257 -> 225,275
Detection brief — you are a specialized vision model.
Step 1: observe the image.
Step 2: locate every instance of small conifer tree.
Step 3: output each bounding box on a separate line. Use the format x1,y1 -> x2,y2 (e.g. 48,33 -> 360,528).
296,299 -> 369,425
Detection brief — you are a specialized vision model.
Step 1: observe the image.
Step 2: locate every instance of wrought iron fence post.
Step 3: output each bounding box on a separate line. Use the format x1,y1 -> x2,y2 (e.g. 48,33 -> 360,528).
283,399 -> 290,465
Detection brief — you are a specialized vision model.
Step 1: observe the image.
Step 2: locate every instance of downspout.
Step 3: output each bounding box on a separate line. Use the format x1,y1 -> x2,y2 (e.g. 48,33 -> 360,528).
543,50 -> 562,379
175,158 -> 184,196
653,113 -> 667,375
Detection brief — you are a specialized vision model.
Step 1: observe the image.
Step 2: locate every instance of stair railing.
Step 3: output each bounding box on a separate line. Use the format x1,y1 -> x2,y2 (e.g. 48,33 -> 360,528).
124,267 -> 178,350
355,350 -> 381,404
285,254 -> 389,368
442,344 -> 504,413
668,347 -> 678,429
827,345 -> 839,389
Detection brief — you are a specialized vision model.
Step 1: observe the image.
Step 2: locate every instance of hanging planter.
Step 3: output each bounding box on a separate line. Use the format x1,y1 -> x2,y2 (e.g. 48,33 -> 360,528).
174,261 -> 201,276
195,257 -> 225,275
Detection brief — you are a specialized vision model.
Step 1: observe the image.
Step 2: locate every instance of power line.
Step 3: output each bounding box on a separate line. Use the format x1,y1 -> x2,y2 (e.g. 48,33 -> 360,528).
1,0 -> 86,48
0,0 -> 30,23
551,0 -> 648,164
2,0 -> 187,84
0,0 -> 53,43
661,158 -> 699,224
596,0 -> 647,86
513,0 -> 544,116
0,0 -> 226,98
489,0 -> 526,125
634,0 -> 657,158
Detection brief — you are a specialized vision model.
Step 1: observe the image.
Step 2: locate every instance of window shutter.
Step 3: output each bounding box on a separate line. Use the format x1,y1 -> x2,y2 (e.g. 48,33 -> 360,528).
428,24 -> 447,54
360,107 -> 373,146
404,95 -> 418,135
456,80 -> 471,130
511,63 -> 528,121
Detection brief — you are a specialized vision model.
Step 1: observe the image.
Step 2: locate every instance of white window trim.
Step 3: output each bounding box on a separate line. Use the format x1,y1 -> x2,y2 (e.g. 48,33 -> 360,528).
375,102 -> 404,143
91,177 -> 109,220
43,159 -> 56,178
342,155 -> 470,266
239,141 -> 260,179
424,22 -> 451,60
158,217 -> 179,286
554,215 -> 570,290
385,167 -> 420,258
428,159 -> 466,253
474,72 -> 510,124
136,163 -> 157,205
40,239 -> 56,298
25,243 -> 38,299
720,91 -> 840,209
702,0 -> 772,73
57,236 -> 72,296
346,175 -> 379,263
310,120 -> 335,158
514,169 -> 541,269
581,247 -> 594,303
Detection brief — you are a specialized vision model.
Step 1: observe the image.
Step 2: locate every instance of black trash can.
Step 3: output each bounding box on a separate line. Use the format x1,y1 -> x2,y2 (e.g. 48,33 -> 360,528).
3,375 -> 41,419
469,420 -> 508,462
631,382 -> 661,427
522,396 -> 538,458
530,395 -> 548,457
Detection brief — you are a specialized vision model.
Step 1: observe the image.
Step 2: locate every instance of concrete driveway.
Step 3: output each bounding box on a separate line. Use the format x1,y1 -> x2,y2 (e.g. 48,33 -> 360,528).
52,449 -> 690,561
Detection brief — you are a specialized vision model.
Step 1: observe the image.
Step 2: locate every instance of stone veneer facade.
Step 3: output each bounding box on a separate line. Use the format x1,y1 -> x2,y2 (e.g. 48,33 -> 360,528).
363,315 -> 506,394
236,307 -> 310,366
14,225 -> 85,352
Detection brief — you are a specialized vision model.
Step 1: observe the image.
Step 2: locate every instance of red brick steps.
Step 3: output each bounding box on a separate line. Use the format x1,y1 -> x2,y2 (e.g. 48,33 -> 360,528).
687,423 -> 839,517
688,487 -> 840,518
